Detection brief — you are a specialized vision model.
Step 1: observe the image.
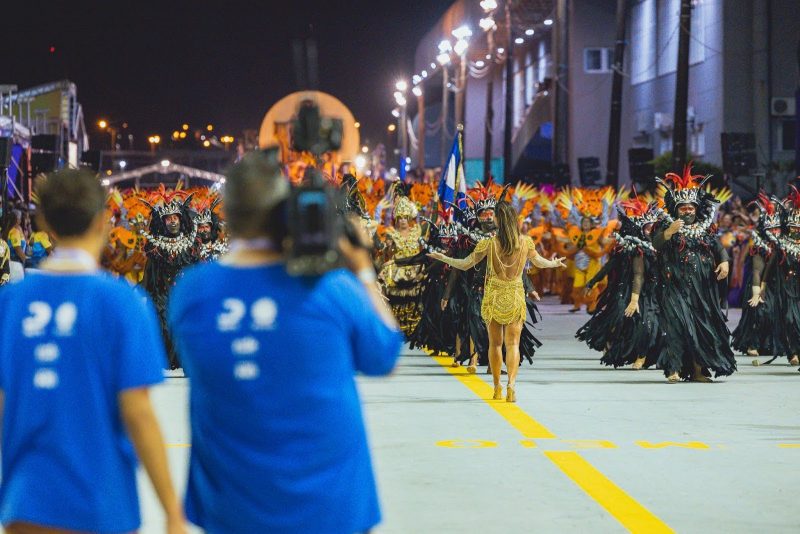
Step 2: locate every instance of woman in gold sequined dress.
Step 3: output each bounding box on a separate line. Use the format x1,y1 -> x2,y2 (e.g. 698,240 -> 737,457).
429,201 -> 565,402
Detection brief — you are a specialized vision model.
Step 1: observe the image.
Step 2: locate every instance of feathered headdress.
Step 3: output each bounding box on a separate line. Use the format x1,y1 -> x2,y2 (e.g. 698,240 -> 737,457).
784,185 -> 800,227
193,196 -> 222,225
141,184 -> 193,219
655,163 -> 717,220
750,191 -> 782,230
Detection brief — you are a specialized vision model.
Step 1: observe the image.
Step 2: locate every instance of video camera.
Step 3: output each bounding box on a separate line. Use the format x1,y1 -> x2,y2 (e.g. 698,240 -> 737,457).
284,101 -> 360,276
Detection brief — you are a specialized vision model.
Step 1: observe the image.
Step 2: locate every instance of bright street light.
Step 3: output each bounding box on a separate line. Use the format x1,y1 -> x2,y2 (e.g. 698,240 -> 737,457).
160,159 -> 170,167
392,109 -> 401,118
480,0 -> 498,11
412,86 -> 422,97
421,70 -> 428,78
454,39 -> 469,56
479,17 -> 495,31
515,37 -> 524,45
203,140 -> 211,148
412,75 -> 421,85
361,145 -> 369,153
451,25 -> 472,40
438,39 -> 452,53
182,123 -> 189,130
206,124 -> 214,132
395,80 -> 408,92
437,53 -> 451,66
430,62 -> 437,70
497,47 -> 505,54
394,93 -> 406,106
525,28 -> 535,36
387,124 -> 396,132
476,60 -> 485,68
354,155 -> 367,170
544,18 -> 553,26
97,119 -> 108,129
354,121 -> 361,129
119,160 -> 127,169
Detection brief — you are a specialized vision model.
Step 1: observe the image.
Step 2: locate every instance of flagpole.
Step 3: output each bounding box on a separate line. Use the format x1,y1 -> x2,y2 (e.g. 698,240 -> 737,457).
454,123 -> 464,207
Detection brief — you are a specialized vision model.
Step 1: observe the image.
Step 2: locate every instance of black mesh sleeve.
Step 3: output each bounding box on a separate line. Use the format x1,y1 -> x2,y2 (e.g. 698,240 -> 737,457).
631,255 -> 644,295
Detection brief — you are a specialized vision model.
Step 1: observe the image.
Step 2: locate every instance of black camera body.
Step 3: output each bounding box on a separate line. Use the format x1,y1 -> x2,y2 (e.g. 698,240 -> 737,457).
284,100 -> 357,276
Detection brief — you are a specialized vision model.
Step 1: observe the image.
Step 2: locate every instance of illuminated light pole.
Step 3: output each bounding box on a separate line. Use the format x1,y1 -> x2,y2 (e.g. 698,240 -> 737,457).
438,39 -> 452,165
395,80 -> 409,177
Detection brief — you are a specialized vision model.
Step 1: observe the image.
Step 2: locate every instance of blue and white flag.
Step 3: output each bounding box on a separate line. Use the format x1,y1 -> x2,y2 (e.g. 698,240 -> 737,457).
437,131 -> 467,211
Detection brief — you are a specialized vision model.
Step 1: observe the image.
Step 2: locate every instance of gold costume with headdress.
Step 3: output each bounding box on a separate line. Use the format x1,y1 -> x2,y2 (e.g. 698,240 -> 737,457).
378,195 -> 426,335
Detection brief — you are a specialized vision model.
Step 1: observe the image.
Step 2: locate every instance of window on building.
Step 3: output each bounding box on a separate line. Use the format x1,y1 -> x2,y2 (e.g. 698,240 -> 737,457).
584,48 -> 612,73
525,51 -> 534,107
631,0 -> 657,84
780,119 -> 797,151
657,0 -> 680,76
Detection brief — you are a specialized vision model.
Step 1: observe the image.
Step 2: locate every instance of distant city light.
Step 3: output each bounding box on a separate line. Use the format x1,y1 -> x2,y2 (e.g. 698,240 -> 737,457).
354,121 -> 361,128
515,37 -> 524,44
497,47 -> 505,54
392,109 -> 401,118
437,53 -> 451,66
479,17 -> 496,31
119,160 -> 127,169
160,159 -> 170,167
182,123 -> 189,130
421,70 -> 428,78
544,18 -> 553,26
525,28 -> 535,36
480,0 -> 498,11
438,40 -> 452,53
203,140 -> 211,147
387,124 -> 396,132
412,75 -> 421,85
355,155 -> 367,170
476,60 -> 485,68
395,80 -> 408,91
412,86 -> 422,97
454,39 -> 469,56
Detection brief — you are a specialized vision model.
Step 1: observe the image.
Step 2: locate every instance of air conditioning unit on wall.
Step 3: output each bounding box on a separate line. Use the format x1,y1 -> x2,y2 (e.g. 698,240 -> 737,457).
654,112 -> 673,133
771,97 -> 796,117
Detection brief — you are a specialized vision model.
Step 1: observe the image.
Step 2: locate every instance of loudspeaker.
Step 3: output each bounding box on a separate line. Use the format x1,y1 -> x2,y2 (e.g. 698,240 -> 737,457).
31,152 -> 57,175
721,132 -> 757,177
628,148 -> 655,185
81,150 -> 101,172
577,157 -> 603,186
0,137 -> 11,168
31,134 -> 59,152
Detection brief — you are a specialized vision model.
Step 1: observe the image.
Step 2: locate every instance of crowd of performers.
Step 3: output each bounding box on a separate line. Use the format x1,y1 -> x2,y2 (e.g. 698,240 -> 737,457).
102,184 -> 228,369
354,165 -> 800,383
7,165 -> 800,383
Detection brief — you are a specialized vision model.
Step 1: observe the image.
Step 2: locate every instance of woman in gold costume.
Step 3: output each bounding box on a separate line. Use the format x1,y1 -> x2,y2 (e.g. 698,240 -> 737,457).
429,201 -> 565,402
378,195 -> 428,336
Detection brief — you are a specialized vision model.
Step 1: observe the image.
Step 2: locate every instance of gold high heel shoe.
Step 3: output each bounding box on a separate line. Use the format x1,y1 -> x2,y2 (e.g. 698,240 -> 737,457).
492,384 -> 503,400
506,385 -> 516,403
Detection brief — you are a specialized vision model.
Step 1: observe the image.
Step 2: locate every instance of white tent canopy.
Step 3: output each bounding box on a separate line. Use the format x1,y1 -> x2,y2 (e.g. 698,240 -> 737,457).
103,161 -> 226,186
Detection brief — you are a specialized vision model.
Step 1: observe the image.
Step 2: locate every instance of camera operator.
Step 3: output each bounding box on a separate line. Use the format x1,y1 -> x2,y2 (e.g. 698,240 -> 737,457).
167,152 -> 402,533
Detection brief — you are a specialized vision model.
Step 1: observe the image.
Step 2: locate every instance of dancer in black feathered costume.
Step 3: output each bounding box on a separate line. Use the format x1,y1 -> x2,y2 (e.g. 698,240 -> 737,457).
577,199 -> 666,370
442,199 -> 491,370
141,189 -> 198,369
731,192 -> 785,360
193,196 -> 228,261
762,186 -> 800,369
652,165 -> 736,382
409,210 -> 462,356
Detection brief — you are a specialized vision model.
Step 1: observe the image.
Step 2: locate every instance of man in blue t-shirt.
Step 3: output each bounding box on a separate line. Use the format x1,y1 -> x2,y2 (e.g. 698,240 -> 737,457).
0,170 -> 186,534
169,153 -> 403,534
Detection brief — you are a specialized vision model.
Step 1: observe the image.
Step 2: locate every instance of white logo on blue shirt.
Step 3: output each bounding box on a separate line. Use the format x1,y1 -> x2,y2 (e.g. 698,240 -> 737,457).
234,361 -> 260,380
33,368 -> 59,389
34,343 -> 60,362
232,337 -> 260,356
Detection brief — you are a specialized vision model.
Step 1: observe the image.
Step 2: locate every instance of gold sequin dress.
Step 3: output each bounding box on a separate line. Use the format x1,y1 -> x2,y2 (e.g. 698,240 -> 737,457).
379,225 -> 425,335
436,236 -> 553,326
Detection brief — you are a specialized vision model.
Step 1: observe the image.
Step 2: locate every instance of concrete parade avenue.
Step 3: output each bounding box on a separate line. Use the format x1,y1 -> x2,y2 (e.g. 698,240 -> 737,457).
139,298 -> 798,534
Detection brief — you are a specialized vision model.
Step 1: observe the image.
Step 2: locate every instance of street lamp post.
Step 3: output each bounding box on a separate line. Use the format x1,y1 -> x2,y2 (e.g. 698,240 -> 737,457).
395,81 -> 409,178
480,2 -> 499,181
437,40 -> 452,165
98,119 -> 118,151
452,26 -> 472,137
147,135 -> 161,153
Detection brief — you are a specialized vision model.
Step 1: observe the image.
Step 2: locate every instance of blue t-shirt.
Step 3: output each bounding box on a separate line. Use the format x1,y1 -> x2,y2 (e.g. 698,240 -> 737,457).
0,271 -> 166,533
168,263 -> 403,534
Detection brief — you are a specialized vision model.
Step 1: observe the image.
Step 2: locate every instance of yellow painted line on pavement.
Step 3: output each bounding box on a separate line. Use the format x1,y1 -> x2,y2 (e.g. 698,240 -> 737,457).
544,451 -> 674,534
778,443 -> 800,449
429,352 -> 673,532
431,355 -> 556,439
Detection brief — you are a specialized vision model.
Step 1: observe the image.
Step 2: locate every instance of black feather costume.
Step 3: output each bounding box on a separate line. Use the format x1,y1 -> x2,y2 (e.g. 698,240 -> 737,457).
577,202 -> 666,368
652,168 -> 736,379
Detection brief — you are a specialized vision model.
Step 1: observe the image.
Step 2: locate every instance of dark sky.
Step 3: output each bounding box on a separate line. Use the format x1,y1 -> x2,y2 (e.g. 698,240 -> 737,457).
5,0 -> 452,149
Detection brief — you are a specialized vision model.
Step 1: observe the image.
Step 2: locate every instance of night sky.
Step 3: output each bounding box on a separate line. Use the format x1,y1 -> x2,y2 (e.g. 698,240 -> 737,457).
5,0 -> 453,150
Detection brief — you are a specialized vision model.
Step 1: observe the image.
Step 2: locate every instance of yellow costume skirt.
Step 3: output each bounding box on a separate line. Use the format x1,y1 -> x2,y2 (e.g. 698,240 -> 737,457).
481,277 -> 527,325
